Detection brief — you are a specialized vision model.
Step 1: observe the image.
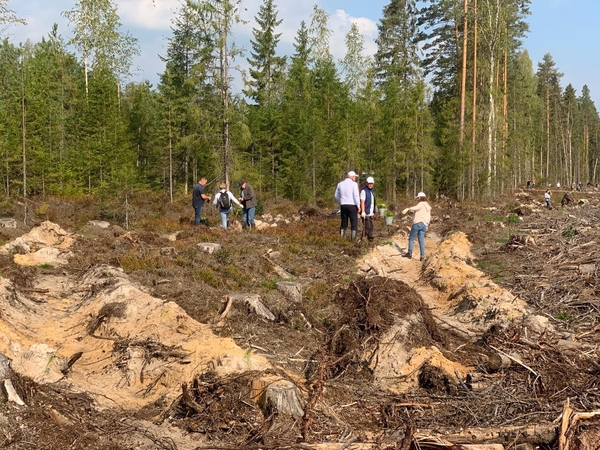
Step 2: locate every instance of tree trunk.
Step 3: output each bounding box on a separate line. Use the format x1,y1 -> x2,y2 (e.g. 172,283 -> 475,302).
459,0 -> 468,147
471,0 -> 478,200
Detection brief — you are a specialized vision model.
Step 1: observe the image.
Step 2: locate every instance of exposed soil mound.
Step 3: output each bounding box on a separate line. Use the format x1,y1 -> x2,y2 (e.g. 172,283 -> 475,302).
0,224 -> 272,411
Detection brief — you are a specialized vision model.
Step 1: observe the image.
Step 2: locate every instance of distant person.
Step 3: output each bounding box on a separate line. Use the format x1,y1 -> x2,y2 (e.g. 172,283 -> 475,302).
402,192 -> 431,261
556,182 -> 561,188
545,190 -> 552,209
335,171 -> 361,240
561,192 -> 574,207
531,178 -> 535,189
238,179 -> 257,230
526,180 -> 531,189
360,176 -> 376,242
213,183 -> 241,229
192,177 -> 211,226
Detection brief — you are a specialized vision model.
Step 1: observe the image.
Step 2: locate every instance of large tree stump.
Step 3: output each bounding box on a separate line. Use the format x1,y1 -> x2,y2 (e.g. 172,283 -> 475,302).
250,376 -> 304,418
276,281 -> 302,303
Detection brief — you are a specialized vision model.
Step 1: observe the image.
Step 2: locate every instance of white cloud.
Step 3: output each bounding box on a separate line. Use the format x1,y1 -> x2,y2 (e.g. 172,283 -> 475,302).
118,0 -> 180,30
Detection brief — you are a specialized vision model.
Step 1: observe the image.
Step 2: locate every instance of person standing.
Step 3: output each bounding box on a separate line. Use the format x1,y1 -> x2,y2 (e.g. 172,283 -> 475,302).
335,171 -> 361,240
545,189 -> 552,209
192,177 -> 211,226
213,183 -> 241,229
238,179 -> 257,229
360,176 -> 376,242
401,192 -> 431,261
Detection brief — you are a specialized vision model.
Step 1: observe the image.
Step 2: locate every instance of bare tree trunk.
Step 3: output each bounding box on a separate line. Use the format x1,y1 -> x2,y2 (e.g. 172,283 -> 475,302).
471,0 -> 478,200
21,50 -> 26,198
545,86 -> 550,179
168,102 -> 173,203
459,0 -> 468,147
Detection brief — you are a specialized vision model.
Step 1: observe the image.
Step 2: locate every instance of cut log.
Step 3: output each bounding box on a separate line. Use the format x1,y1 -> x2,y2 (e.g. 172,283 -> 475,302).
250,376 -> 304,418
276,281 -> 302,303
415,423 -> 556,446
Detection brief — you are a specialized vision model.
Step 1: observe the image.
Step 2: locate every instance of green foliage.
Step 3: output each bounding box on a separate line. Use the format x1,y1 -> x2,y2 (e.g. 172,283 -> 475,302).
505,213 -> 519,224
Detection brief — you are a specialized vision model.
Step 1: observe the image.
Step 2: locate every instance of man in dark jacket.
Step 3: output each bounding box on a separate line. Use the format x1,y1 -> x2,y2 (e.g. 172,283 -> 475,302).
192,177 -> 210,225
238,179 -> 257,229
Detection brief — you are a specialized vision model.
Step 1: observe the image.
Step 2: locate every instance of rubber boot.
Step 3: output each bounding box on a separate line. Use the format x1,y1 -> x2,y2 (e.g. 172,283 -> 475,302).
351,230 -> 357,241
340,229 -> 345,238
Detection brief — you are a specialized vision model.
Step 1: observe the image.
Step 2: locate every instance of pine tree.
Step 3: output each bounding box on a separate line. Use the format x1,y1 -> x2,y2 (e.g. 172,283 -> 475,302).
244,0 -> 286,194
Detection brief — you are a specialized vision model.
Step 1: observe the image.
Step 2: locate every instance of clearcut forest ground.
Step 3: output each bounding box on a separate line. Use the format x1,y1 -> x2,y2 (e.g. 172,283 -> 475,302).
0,186 -> 599,450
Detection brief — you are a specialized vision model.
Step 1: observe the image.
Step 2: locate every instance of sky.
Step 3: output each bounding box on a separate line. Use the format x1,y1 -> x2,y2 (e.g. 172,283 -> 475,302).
4,0 -> 600,106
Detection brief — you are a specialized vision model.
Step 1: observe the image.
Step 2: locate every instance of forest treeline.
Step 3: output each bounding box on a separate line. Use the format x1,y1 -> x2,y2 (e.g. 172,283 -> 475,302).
0,0 -> 598,205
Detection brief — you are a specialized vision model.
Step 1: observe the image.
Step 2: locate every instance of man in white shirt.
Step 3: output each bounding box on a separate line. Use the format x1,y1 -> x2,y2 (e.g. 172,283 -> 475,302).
334,171 -> 361,240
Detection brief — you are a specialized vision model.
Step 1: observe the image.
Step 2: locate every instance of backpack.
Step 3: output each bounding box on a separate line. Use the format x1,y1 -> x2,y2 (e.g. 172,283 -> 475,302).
218,191 -> 231,209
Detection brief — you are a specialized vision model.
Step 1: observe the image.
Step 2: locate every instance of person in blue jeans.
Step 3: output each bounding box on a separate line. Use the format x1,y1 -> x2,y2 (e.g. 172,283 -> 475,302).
213,183 -> 241,229
402,192 -> 432,261
238,179 -> 257,230
191,177 -> 211,225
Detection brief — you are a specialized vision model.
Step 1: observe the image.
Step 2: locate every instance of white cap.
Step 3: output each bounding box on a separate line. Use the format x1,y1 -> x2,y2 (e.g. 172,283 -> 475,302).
366,177 -> 374,184
347,171 -> 358,178
416,192 -> 426,198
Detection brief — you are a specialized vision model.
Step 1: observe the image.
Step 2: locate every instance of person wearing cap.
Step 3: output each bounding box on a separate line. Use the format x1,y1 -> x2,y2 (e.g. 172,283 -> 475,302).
401,192 -> 431,261
360,176 -> 376,242
238,179 -> 257,230
334,171 -> 361,240
213,183 -> 241,229
192,177 -> 211,226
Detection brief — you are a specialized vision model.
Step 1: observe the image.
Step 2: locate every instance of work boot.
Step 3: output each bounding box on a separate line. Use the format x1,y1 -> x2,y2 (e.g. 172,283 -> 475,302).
403,252 -> 412,259
242,223 -> 248,231
351,230 -> 357,241
420,256 -> 425,261
340,229 -> 345,238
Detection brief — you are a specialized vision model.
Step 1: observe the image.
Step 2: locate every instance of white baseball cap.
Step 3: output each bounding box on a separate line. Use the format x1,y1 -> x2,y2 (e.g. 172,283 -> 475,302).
416,192 -> 426,198
366,177 -> 375,184
347,171 -> 358,177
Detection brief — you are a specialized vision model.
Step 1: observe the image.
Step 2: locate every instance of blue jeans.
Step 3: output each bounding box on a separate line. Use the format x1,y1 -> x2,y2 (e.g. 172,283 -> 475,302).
408,222 -> 427,257
219,207 -> 232,229
194,205 -> 203,225
243,206 -> 256,227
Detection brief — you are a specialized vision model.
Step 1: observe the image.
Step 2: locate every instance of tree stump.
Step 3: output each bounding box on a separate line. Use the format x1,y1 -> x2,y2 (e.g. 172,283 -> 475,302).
250,376 -> 304,418
218,293 -> 275,323
0,218 -> 17,228
197,243 -> 222,254
276,281 -> 302,303
506,234 -> 535,249
0,354 -> 25,406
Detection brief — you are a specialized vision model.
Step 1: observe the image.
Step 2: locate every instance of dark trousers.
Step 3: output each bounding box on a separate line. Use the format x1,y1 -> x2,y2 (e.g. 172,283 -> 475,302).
194,205 -> 203,225
340,204 -> 358,231
364,216 -> 374,240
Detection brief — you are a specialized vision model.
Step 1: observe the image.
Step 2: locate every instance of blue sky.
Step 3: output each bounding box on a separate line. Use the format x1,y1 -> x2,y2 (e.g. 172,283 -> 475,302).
4,0 -> 600,106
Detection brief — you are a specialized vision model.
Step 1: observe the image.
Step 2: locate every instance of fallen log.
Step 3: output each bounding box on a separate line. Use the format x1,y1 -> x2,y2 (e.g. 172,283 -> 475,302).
415,423 -> 556,446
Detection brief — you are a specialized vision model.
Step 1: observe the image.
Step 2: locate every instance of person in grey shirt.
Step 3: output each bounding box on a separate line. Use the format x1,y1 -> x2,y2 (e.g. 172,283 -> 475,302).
334,171 -> 361,240
238,179 -> 257,230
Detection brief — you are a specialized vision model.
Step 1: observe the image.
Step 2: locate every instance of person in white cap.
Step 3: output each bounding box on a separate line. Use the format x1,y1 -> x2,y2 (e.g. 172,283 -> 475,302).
401,192 -> 431,261
334,171 -> 361,240
360,176 -> 376,242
